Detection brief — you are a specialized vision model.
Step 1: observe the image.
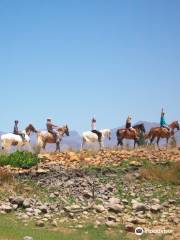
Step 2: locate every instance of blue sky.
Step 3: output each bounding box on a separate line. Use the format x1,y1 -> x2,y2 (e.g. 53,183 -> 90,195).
0,0 -> 179,132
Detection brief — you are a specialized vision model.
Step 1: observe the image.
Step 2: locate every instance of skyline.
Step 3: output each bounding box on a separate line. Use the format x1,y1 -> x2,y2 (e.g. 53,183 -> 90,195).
0,0 -> 179,132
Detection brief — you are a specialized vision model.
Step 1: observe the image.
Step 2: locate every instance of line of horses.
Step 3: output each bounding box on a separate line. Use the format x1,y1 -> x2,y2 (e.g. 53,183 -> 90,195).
0,120 -> 179,152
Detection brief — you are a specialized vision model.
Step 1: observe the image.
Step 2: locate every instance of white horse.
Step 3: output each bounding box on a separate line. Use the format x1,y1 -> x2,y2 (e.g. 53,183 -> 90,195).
81,129 -> 111,150
0,124 -> 37,151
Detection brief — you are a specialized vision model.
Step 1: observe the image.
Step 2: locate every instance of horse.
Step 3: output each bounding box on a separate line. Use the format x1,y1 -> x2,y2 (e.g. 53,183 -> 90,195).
145,121 -> 179,148
81,129 -> 111,150
0,124 -> 37,151
37,125 -> 70,152
116,123 -> 146,148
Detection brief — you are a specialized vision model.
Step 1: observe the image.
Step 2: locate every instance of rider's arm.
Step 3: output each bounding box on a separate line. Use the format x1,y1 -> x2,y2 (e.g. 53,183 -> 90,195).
52,124 -> 58,128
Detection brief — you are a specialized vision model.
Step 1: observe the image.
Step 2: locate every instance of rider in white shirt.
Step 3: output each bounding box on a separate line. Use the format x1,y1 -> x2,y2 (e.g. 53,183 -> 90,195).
91,117 -> 102,142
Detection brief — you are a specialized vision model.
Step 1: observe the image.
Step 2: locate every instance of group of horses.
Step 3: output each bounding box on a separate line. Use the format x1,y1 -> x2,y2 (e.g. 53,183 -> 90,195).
0,120 -> 179,152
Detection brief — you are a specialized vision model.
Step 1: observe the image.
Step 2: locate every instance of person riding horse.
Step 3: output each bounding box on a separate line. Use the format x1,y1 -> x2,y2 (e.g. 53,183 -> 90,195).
125,116 -> 136,134
160,109 -> 170,131
46,118 -> 59,143
13,120 -> 25,141
91,117 -> 102,142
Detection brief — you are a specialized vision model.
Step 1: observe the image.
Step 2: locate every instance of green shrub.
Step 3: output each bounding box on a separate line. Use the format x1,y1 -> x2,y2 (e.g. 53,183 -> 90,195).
0,154 -> 9,166
0,151 -> 40,169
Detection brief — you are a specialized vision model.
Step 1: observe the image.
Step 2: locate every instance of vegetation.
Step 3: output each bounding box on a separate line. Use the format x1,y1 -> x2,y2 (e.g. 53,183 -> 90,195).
0,151 -> 40,168
140,161 -> 180,185
138,132 -> 147,146
169,136 -> 177,148
0,215 -> 131,240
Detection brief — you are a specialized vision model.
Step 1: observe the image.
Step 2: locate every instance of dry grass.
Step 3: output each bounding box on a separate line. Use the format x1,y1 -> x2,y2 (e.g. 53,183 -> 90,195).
0,168 -> 14,185
140,161 -> 180,185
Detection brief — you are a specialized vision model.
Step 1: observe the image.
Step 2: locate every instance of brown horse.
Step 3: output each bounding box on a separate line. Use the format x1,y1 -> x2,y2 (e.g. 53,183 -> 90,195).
37,125 -> 70,152
145,121 -> 179,148
116,123 -> 146,148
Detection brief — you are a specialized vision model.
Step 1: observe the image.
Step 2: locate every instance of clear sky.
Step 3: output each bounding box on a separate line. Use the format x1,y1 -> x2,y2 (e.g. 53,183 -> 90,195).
0,0 -> 179,133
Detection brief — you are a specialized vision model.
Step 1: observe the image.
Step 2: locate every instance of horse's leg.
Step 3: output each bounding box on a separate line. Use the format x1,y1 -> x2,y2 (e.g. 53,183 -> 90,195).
99,141 -> 102,149
150,136 -> 155,145
81,138 -> 85,150
42,141 -> 46,151
157,137 -> 160,149
120,138 -> 123,148
56,140 -> 60,152
166,137 -> 169,149
133,139 -> 136,148
134,139 -> 137,148
117,137 -> 122,147
117,138 -> 120,146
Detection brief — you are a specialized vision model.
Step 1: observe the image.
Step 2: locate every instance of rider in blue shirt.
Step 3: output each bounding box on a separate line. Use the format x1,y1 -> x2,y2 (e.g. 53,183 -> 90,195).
160,109 -> 170,131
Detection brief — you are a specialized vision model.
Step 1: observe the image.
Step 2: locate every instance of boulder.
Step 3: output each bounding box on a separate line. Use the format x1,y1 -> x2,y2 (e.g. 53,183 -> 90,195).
125,223 -> 135,232
94,205 -> 105,213
108,197 -> 120,205
105,221 -> 118,228
132,201 -> 147,212
10,196 -> 24,206
36,220 -> 45,227
150,204 -> 162,213
39,205 -> 48,213
23,237 -> 33,240
1,205 -> 12,213
23,199 -> 31,208
108,204 -> 124,213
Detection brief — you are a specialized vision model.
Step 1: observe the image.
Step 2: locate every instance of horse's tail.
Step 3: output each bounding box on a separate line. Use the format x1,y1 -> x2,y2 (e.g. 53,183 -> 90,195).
0,135 -> 8,150
116,129 -> 120,137
82,133 -> 88,143
37,133 -> 43,147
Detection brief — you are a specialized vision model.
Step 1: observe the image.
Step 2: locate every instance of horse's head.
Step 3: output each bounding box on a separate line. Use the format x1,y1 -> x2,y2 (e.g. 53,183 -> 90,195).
25,124 -> 38,135
102,129 -> 111,140
174,121 -> 180,130
140,124 -> 146,133
170,121 -> 180,130
58,125 -> 70,136
133,124 -> 146,134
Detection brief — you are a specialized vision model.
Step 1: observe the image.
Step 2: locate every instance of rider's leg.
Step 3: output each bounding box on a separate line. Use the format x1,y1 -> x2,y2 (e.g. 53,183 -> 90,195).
49,130 -> 59,143
92,130 -> 102,142
162,125 -> 170,131
19,133 -> 25,141
157,137 -> 160,148
54,130 -> 60,143
97,131 -> 102,142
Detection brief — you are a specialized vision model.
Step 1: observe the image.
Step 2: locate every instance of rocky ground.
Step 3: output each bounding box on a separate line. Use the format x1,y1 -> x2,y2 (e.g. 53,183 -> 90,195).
0,148 -> 180,239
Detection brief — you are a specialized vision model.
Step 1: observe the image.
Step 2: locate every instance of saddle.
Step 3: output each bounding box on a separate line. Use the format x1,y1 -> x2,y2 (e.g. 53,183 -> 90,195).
48,130 -> 60,143
14,133 -> 26,141
160,126 -> 170,131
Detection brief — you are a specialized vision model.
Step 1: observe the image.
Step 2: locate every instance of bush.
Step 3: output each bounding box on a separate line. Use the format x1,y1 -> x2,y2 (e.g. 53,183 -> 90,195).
140,161 -> 180,185
0,151 -> 40,169
138,132 -> 147,146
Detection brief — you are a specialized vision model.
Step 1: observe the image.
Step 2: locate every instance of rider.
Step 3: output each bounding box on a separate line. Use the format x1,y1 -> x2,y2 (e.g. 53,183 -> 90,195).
13,120 -> 25,141
160,109 -> 170,131
125,116 -> 136,134
91,117 -> 102,142
46,118 -> 59,143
